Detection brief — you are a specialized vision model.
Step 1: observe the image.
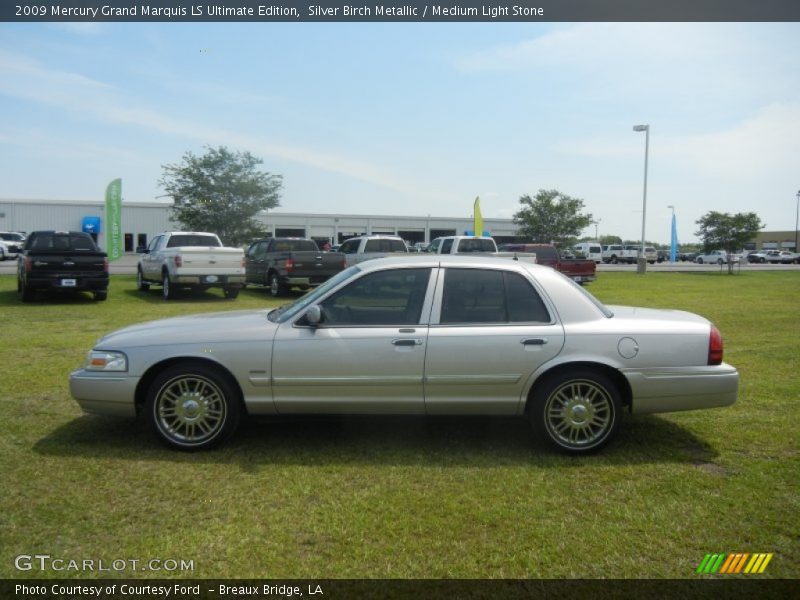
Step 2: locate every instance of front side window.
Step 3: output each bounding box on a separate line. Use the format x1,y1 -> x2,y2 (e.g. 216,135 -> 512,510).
320,268 -> 431,326
440,268 -> 550,324
339,240 -> 358,254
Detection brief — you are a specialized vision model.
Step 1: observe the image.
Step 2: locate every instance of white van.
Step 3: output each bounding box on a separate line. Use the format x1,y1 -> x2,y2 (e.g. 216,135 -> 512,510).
573,242 -> 603,263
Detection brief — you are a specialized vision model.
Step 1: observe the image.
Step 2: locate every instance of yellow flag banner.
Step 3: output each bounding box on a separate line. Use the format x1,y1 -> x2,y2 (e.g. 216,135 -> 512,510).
473,196 -> 483,236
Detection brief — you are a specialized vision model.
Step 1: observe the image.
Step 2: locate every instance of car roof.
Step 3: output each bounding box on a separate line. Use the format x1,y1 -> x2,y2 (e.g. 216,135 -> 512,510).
355,254 -> 548,275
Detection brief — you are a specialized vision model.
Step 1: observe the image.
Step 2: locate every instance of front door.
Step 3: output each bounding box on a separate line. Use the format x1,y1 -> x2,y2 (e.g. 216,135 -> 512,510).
271,267 -> 435,414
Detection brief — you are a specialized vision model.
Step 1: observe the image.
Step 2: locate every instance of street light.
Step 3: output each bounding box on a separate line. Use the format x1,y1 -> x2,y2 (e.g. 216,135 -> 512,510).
795,190 -> 799,252
594,218 -> 601,240
633,124 -> 650,274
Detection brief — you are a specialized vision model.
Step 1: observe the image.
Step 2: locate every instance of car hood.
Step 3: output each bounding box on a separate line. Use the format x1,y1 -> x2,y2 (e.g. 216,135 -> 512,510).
96,309 -> 278,349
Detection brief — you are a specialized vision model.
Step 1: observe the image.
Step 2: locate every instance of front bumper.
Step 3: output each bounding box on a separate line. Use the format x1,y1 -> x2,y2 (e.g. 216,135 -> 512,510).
624,363 -> 739,414
69,369 -> 140,417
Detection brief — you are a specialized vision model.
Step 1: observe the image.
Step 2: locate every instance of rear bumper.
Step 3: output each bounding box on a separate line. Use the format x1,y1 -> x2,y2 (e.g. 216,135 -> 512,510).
623,363 -> 739,414
173,274 -> 245,286
27,275 -> 108,291
69,369 -> 139,417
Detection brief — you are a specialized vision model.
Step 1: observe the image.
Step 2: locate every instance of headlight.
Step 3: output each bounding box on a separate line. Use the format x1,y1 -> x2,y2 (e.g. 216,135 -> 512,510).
85,350 -> 128,372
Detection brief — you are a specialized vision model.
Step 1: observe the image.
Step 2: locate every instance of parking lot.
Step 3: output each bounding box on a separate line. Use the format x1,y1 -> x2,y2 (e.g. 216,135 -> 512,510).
3,254 -> 799,277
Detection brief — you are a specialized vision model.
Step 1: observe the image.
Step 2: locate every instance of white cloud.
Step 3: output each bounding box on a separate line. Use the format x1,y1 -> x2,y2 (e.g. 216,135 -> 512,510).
0,50 -> 415,197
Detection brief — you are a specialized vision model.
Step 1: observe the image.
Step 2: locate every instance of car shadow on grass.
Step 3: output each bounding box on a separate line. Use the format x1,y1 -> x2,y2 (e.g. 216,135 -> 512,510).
34,412 -> 718,469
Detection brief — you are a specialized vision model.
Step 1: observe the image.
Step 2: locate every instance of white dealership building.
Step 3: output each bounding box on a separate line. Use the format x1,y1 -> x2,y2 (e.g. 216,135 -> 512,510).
0,197 -> 523,251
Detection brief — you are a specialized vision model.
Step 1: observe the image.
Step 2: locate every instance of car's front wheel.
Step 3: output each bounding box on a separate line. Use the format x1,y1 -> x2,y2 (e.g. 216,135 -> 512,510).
137,268 -> 150,291
146,362 -> 241,451
530,369 -> 622,454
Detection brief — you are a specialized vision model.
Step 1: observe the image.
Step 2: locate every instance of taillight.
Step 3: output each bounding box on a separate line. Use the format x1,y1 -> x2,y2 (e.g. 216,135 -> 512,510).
708,325 -> 723,365
25,257 -> 32,273
240,256 -> 245,268
285,258 -> 294,272
103,257 -> 109,273
174,255 -> 182,268
342,258 -> 347,269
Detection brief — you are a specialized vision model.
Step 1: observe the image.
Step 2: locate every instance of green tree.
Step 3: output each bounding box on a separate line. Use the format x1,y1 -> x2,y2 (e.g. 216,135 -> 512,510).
695,211 -> 763,273
513,189 -> 593,247
160,146 -> 282,246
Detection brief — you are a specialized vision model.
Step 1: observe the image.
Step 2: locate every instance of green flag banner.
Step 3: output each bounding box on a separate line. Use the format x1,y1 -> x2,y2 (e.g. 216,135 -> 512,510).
105,178 -> 122,261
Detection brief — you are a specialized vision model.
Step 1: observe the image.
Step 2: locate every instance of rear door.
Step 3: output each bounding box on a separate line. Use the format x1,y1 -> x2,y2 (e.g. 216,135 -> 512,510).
245,240 -> 268,284
424,267 -> 564,415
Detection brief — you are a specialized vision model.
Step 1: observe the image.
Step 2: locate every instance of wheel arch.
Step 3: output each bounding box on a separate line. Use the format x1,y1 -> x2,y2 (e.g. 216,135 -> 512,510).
135,356 -> 246,415
523,361 -> 632,415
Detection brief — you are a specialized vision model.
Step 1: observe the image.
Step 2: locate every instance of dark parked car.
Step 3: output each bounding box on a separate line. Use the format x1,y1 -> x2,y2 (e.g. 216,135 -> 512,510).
17,231 -> 109,302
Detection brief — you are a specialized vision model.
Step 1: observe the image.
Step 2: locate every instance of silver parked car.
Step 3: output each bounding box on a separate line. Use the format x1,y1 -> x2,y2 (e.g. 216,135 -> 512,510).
70,256 -> 738,454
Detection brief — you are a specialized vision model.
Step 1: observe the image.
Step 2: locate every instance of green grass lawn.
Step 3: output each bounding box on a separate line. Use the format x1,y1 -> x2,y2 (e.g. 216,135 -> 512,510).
0,272 -> 797,579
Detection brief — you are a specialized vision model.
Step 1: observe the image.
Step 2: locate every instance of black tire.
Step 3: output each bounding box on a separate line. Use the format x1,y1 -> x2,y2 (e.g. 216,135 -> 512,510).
610,255 -> 618,264
696,258 -> 704,264
136,268 -> 150,291
18,277 -> 34,302
269,273 -> 287,297
529,369 -> 622,455
94,290 -> 108,301
0,248 -> 5,261
717,259 -> 723,265
145,362 -> 241,451
163,272 -> 176,300
223,286 -> 240,299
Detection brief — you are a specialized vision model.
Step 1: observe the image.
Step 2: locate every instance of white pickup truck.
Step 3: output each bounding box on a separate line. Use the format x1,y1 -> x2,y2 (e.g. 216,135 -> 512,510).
338,235 -> 409,267
426,236 -> 537,264
137,231 -> 245,300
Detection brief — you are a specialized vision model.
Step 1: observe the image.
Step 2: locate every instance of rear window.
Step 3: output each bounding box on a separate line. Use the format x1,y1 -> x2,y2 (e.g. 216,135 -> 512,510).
167,234 -> 221,248
272,239 -> 319,252
364,239 -> 407,253
457,238 -> 496,253
29,233 -> 97,251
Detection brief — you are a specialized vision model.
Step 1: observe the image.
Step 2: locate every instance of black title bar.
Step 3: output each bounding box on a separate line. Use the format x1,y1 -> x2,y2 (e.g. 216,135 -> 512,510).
3,0 -> 800,22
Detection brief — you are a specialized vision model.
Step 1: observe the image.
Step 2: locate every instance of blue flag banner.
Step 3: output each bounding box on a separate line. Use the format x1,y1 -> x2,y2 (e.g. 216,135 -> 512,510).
670,214 -> 678,263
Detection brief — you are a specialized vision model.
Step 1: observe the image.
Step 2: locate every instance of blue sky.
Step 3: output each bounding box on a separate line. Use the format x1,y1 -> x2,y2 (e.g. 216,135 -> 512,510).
1,21 -> 798,243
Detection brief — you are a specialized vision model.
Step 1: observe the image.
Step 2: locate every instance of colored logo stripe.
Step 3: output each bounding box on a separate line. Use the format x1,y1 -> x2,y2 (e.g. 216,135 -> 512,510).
696,553 -> 773,574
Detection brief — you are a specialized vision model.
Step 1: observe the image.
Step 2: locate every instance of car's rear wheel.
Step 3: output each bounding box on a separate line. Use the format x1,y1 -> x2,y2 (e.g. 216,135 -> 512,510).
530,369 -> 621,454
146,362 -> 241,451
269,273 -> 287,297
94,290 -> 108,301
18,277 -> 34,302
163,273 -> 176,300
223,286 -> 240,299
697,258 -> 704,264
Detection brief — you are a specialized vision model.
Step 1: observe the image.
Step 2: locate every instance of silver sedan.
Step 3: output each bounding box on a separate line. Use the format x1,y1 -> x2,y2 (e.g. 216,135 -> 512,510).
70,256 -> 738,454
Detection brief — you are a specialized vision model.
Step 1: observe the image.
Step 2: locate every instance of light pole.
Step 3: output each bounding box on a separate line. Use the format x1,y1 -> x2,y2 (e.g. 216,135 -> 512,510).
795,190 -> 799,252
633,124 -> 650,274
594,218 -> 601,240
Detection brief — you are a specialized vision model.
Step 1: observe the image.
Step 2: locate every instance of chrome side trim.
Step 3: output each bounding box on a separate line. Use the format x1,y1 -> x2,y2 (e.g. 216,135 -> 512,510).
273,375 -> 423,386
424,374 -> 521,385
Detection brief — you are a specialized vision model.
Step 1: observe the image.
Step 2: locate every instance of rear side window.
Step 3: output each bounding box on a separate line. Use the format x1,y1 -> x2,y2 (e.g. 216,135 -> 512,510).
440,269 -> 550,324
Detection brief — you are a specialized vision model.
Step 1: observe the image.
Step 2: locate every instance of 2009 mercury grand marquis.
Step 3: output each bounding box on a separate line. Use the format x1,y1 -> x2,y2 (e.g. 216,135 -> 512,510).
70,256 -> 738,454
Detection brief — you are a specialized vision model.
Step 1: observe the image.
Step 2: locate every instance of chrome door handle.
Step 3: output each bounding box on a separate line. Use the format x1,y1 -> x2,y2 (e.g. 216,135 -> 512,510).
521,337 -> 548,346
392,339 -> 423,346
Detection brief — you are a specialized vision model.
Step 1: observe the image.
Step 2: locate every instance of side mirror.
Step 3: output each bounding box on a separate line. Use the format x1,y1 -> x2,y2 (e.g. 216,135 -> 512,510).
305,305 -> 322,326
136,246 -> 148,254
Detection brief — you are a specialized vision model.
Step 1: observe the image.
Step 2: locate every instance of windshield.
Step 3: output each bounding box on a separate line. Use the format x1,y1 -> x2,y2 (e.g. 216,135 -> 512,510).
268,265 -> 361,323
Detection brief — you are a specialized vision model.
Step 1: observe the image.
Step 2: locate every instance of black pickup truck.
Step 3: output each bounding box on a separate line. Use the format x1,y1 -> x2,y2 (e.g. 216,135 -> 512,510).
245,237 -> 346,297
17,231 -> 109,302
